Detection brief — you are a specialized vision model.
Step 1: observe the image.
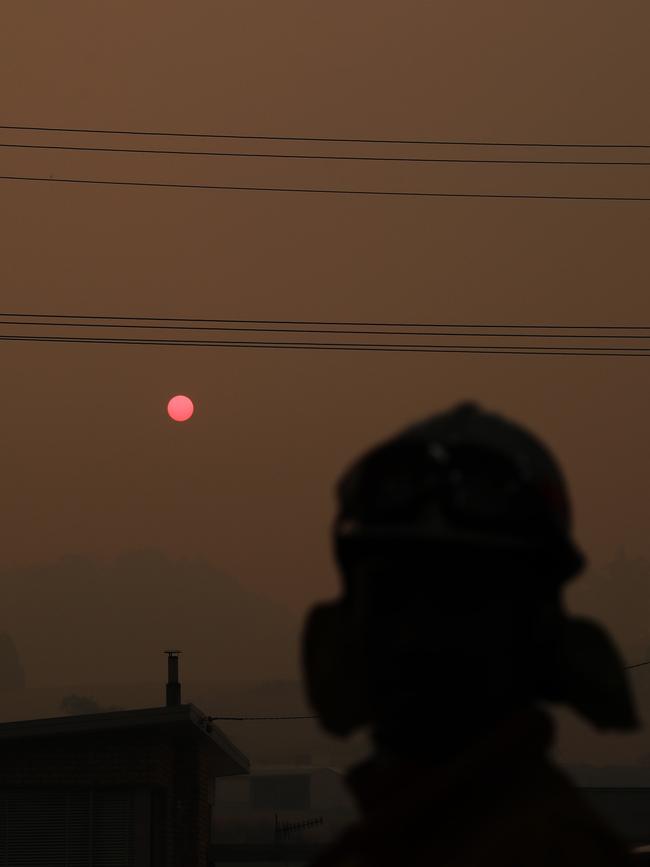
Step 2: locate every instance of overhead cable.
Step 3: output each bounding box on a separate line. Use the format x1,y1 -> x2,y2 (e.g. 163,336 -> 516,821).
2,333 -> 650,357
1,317 -> 650,341
208,715 -> 316,721
3,141 -> 650,166
2,311 -> 649,330
2,123 -> 650,149
213,658 -> 649,720
2,174 -> 650,201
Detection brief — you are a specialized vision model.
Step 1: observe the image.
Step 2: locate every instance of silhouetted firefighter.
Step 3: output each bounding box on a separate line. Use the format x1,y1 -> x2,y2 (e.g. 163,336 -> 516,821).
303,403 -> 638,866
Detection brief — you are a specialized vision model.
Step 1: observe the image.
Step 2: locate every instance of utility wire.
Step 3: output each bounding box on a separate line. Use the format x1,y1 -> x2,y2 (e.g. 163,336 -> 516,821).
3,141 -> 650,167
2,311 -> 650,331
2,174 -> 650,202
208,715 -> 316,721
2,334 -> 650,357
2,318 -> 650,340
625,660 -> 650,671
212,659 -> 650,720
2,124 -> 650,149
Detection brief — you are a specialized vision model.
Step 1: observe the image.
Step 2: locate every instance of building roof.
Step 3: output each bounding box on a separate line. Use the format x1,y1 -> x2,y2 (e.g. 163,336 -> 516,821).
0,703 -> 249,774
564,764 -> 650,788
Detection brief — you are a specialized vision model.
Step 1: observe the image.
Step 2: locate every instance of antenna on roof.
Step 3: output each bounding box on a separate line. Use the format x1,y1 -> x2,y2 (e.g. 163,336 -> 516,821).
165,650 -> 182,707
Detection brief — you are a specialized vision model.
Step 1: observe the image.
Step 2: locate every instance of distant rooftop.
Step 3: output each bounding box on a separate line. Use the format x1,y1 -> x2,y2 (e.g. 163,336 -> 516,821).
0,703 -> 249,774
564,764 -> 650,788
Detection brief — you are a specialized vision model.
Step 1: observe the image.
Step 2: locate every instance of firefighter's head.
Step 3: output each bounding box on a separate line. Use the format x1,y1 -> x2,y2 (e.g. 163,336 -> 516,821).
302,403 -> 637,746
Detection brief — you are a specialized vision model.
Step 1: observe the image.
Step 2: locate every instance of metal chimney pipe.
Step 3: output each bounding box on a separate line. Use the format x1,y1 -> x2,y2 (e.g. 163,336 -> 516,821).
165,650 -> 181,707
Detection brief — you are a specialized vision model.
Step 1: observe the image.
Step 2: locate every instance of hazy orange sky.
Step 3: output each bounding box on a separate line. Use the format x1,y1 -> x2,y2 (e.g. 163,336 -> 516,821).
1,0 -> 650,627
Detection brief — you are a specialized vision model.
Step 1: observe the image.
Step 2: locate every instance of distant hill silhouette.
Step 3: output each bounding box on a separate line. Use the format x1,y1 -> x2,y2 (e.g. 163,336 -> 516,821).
566,548 -> 650,671
0,550 -> 300,685
0,633 -> 25,690
60,693 -> 123,715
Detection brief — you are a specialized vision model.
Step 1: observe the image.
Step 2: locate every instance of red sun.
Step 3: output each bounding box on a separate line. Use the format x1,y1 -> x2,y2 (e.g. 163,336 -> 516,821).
167,395 -> 194,422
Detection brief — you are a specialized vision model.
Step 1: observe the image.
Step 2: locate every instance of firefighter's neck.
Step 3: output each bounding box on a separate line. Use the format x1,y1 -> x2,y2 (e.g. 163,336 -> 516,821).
371,700 -> 530,767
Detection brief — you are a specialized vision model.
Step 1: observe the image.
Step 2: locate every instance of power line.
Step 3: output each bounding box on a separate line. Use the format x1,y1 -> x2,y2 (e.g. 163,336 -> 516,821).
625,659 -> 650,671
2,318 -> 650,340
208,715 -> 316,721
2,333 -> 650,357
2,124 -> 650,149
2,311 -> 650,331
213,659 -> 650,720
2,174 -> 650,202
206,657 -> 650,725
4,141 -> 650,167
213,658 -> 650,720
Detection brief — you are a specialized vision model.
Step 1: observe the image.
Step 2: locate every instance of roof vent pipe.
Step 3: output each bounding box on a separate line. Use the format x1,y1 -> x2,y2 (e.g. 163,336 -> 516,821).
165,650 -> 181,707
